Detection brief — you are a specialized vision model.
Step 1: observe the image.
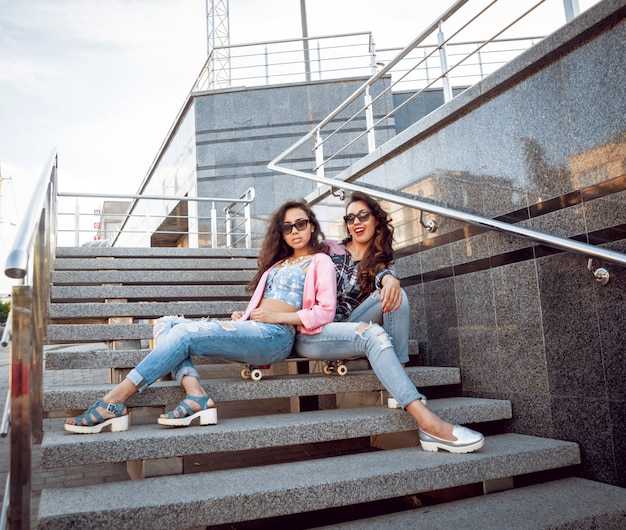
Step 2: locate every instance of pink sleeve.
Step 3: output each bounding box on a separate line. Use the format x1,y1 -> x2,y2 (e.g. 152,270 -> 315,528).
297,253 -> 337,334
240,269 -> 270,321
326,239 -> 347,255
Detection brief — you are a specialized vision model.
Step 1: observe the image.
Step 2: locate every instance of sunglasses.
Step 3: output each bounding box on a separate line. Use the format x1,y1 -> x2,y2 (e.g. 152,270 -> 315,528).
281,219 -> 310,235
343,210 -> 372,225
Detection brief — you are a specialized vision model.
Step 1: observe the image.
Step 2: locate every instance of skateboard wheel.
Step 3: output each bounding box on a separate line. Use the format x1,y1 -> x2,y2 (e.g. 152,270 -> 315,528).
241,367 -> 251,379
337,364 -> 348,376
322,364 -> 332,375
250,368 -> 263,381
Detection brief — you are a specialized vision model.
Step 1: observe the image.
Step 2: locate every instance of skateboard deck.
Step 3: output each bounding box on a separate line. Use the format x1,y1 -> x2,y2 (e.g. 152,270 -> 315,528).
237,357 -> 349,381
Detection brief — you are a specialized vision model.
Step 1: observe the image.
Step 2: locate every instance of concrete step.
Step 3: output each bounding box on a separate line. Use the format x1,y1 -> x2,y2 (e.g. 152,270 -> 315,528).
42,367 -> 467,410
51,269 -> 255,284
36,434 -> 580,530
50,284 -> 248,302
55,246 -> 259,259
53,256 -> 258,271
316,477 -> 626,529
47,323 -> 154,342
48,300 -> 247,320
41,398 -> 511,468
44,338 -> 419,369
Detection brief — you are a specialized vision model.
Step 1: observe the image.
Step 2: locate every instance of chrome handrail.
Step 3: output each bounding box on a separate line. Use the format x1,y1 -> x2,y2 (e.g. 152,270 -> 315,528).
268,163 -> 626,268
269,0 -> 626,269
1,146 -> 56,529
56,187 -> 255,248
4,148 -> 58,280
0,473 -> 9,530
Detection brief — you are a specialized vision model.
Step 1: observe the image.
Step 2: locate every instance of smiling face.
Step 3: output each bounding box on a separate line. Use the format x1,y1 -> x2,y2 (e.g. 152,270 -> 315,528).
345,200 -> 376,246
282,207 -> 314,254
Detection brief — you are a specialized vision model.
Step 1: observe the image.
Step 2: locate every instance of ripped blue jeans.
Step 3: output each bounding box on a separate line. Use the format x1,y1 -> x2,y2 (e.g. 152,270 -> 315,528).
294,322 -> 425,409
127,316 -> 295,392
343,288 -> 410,364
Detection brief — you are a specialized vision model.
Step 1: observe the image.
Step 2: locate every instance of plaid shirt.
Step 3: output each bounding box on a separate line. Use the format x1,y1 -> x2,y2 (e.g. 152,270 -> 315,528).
331,248 -> 363,321
329,238 -> 397,321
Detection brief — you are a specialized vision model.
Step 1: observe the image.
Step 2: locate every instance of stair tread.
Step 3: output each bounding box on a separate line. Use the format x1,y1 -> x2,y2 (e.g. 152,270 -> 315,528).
42,367 -> 466,409
55,247 -> 259,258
41,398 -> 510,467
316,477 -> 626,529
36,434 -> 581,530
53,257 -> 258,271
51,284 -> 249,301
52,269 -> 255,284
48,301 -> 247,320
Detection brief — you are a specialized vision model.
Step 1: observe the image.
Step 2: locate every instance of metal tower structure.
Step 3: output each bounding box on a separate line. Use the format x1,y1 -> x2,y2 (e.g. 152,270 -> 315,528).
205,0 -> 231,89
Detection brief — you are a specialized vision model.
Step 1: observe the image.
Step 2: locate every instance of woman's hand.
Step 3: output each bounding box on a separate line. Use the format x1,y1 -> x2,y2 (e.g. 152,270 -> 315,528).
380,274 -> 402,312
250,307 -> 281,323
231,311 -> 243,321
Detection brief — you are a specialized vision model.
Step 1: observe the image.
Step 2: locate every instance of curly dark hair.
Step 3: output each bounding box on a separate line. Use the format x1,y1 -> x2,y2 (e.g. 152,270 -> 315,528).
247,199 -> 328,292
344,191 -> 395,295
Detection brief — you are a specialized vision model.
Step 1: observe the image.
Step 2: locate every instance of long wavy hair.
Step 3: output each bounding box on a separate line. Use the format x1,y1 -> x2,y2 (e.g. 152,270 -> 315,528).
344,191 -> 395,294
247,199 -> 328,292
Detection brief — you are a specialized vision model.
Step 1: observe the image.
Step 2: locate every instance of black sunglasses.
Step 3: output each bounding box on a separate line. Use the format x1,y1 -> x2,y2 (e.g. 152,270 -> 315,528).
343,210 -> 372,225
281,219 -> 310,235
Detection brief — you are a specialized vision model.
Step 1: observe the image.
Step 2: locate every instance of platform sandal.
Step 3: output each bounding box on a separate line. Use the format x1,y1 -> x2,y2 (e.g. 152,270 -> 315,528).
64,399 -> 129,434
157,394 -> 217,427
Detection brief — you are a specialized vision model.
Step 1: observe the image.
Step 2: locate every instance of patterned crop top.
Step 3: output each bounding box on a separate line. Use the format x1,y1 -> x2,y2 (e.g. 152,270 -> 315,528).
263,258 -> 313,310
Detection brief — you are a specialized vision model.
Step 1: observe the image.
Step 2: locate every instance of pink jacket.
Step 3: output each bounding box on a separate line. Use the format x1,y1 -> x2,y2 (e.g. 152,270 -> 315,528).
240,253 -> 337,335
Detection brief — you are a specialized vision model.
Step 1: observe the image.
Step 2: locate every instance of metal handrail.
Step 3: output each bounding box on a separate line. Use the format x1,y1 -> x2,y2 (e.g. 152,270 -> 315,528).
1,146 -> 57,529
268,0 -> 626,269
192,31 -> 375,92
1,151 -> 257,528
55,187 -> 255,248
4,148 -> 58,280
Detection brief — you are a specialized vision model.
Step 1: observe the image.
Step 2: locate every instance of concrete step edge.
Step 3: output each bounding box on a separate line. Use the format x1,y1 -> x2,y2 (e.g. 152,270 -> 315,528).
36,434 -> 580,530
55,247 -> 260,258
53,258 -> 259,271
41,398 -> 511,468
42,367 -> 466,410
52,270 -> 255,284
48,301 -> 247,321
315,477 -> 626,529
51,284 -> 248,300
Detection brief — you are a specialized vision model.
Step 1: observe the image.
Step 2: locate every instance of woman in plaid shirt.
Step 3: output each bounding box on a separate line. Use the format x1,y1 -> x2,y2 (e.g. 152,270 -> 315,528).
295,192 -> 484,453
326,191 -> 409,364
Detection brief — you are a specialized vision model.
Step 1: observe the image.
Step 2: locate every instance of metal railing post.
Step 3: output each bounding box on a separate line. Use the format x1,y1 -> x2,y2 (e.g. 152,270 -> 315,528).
315,130 -> 325,180
364,86 -> 376,153
9,286 -> 33,530
244,201 -> 252,249
211,202 -> 218,248
225,211 -> 232,248
563,0 -> 580,21
437,21 -> 453,103
74,199 -> 80,247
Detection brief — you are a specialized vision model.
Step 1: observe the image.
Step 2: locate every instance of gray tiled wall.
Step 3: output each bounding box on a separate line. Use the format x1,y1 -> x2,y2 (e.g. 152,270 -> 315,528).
380,1 -> 625,486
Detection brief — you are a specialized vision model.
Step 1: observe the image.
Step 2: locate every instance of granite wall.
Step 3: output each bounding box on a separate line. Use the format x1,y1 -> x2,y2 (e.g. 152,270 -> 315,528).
341,0 -> 625,486
192,77 -> 394,247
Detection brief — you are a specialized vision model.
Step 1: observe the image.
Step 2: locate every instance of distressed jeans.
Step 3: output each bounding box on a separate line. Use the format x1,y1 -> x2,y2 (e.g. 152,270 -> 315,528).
127,317 -> 295,392
294,321 -> 425,409
344,288 -> 410,364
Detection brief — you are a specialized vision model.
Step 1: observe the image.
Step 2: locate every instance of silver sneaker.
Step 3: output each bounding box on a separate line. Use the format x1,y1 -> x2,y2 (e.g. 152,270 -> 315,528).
419,425 -> 485,453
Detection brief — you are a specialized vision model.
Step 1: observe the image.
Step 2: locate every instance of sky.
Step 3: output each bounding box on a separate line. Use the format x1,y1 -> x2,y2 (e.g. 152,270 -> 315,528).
0,0 -> 599,296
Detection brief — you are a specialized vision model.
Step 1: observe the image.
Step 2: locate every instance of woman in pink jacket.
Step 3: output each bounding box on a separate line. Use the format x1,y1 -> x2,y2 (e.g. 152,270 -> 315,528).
65,200 -> 336,434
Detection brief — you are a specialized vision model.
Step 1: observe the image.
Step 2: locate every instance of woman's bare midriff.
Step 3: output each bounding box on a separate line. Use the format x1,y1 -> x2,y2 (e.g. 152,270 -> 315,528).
258,298 -> 300,313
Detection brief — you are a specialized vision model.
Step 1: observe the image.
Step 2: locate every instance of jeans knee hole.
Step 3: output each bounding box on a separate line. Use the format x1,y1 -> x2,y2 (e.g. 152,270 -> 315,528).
376,332 -> 393,350
218,321 -> 236,331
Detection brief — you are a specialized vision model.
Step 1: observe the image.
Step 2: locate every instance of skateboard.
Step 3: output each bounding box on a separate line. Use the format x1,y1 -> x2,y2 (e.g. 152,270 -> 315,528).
238,357 -> 349,381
